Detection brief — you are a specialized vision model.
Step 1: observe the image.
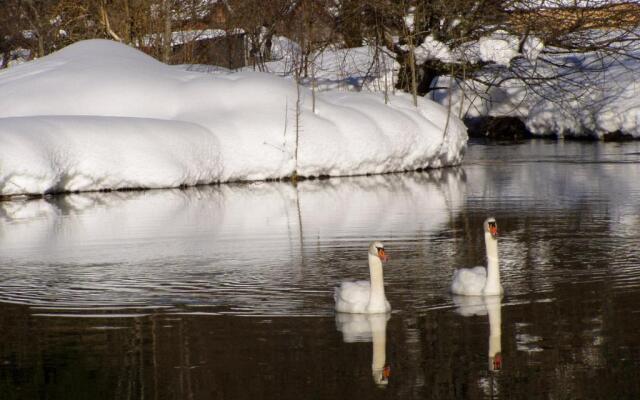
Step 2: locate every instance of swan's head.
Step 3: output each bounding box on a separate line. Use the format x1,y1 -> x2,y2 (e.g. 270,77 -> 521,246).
484,217 -> 498,239
369,241 -> 389,262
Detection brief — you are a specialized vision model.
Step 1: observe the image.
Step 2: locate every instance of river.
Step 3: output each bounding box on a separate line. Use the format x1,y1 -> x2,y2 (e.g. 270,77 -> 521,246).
1,139 -> 640,399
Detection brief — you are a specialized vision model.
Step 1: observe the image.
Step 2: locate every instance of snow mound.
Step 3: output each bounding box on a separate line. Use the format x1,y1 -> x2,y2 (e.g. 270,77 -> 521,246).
0,39 -> 466,196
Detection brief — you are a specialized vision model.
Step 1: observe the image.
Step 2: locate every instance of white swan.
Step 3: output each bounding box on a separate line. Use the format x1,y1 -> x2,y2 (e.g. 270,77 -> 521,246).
334,241 -> 390,314
451,217 -> 503,296
335,313 -> 391,386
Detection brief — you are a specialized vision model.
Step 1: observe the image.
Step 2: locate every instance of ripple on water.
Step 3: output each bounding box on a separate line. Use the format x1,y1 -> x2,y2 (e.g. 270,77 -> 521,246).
2,144 -> 640,322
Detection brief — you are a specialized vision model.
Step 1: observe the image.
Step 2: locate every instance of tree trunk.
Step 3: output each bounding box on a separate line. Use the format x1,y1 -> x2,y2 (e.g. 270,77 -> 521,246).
162,0 -> 172,63
123,0 -> 131,44
418,61 -> 441,95
37,33 -> 45,58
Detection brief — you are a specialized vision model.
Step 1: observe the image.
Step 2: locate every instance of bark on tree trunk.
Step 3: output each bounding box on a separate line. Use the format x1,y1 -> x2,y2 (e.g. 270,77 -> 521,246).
162,0 -> 172,63
37,34 -> 45,58
123,0 -> 131,43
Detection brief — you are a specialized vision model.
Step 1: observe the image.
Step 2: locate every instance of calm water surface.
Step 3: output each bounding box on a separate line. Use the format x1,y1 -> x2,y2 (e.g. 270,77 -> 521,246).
2,140 -> 640,399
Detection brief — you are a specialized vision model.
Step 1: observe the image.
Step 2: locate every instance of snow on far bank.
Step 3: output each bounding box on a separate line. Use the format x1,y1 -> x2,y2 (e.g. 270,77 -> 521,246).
412,30 -> 543,68
142,28 -> 244,47
255,39 -> 399,93
179,27 -> 638,140
257,31 -> 640,139
431,41 -> 640,139
478,31 -> 520,66
415,35 -> 456,64
0,39 -> 466,196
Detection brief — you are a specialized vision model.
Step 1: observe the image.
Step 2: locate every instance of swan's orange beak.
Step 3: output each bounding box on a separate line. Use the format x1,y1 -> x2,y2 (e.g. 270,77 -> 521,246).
489,225 -> 498,238
383,365 -> 391,378
378,248 -> 389,262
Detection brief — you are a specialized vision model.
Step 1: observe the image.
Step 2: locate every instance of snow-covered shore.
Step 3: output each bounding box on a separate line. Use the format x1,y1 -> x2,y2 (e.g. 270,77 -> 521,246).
0,40 -> 467,197
257,32 -> 640,140
428,33 -> 640,139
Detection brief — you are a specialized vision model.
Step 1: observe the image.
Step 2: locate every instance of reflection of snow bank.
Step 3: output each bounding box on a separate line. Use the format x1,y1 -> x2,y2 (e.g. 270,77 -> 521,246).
0,39 -> 467,196
0,171 -> 465,313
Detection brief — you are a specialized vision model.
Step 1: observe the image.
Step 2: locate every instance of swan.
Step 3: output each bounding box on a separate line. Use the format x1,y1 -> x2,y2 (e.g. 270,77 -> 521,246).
335,313 -> 391,386
451,217 -> 503,296
334,241 -> 390,314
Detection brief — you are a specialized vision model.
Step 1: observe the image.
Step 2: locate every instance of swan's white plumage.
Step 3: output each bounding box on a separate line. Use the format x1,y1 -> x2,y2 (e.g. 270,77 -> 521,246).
334,281 -> 391,314
334,241 -> 390,314
451,217 -> 503,296
451,266 -> 488,296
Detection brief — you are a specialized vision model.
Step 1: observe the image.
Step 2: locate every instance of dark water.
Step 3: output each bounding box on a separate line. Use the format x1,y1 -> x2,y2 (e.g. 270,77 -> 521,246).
2,140 -> 640,399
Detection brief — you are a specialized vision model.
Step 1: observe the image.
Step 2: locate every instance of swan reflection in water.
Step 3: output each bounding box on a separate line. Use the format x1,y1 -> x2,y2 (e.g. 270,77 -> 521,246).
453,295 -> 503,371
335,313 -> 391,387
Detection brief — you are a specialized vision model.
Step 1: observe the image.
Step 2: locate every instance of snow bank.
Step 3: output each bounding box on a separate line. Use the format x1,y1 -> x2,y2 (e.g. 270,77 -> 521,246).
260,30 -> 640,139
0,39 -> 467,196
257,41 -> 398,93
431,31 -> 640,139
411,30 -> 541,68
142,28 -> 244,47
433,43 -> 640,138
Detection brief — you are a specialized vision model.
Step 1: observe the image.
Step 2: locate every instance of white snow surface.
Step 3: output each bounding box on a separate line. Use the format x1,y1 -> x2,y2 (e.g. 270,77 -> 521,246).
0,39 -> 467,196
478,31 -> 520,66
255,40 -> 399,94
415,35 -> 454,64
522,36 -> 544,62
142,28 -> 244,47
431,30 -> 640,138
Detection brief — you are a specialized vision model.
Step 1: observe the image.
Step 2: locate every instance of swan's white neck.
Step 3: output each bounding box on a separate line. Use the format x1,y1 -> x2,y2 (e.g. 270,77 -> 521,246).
486,297 -> 502,371
367,254 -> 387,312
483,232 -> 502,295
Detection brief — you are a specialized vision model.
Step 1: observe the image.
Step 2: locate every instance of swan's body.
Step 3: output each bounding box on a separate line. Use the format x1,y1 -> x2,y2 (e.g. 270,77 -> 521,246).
451,217 -> 503,296
334,241 -> 390,314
